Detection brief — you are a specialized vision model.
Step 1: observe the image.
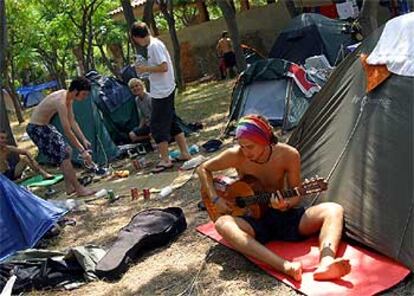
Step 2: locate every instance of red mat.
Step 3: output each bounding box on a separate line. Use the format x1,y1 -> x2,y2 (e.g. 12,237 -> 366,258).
197,222 -> 410,296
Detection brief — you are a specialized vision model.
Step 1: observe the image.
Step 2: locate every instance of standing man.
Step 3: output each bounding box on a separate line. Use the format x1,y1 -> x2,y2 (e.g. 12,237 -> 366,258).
131,22 -> 191,173
26,77 -> 95,196
216,31 -> 237,78
128,78 -> 152,143
197,115 -> 351,282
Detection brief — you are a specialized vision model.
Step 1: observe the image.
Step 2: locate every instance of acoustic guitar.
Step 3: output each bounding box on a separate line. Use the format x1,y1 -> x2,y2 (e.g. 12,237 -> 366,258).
201,175 -> 328,222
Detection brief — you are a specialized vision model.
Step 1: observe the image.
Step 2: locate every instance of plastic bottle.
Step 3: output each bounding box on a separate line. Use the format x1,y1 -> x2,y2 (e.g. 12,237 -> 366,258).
188,144 -> 200,155
95,189 -> 108,198
180,155 -> 207,170
158,186 -> 173,199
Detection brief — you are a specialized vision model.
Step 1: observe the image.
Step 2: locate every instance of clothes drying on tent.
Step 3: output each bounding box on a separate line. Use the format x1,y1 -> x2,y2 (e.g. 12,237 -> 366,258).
0,174 -> 67,262
16,80 -> 58,108
36,87 -> 119,166
223,58 -> 327,135
289,13 -> 414,271
268,13 -> 355,66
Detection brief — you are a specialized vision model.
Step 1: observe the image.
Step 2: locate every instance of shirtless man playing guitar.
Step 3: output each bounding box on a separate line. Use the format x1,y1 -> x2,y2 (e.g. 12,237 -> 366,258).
197,115 -> 351,282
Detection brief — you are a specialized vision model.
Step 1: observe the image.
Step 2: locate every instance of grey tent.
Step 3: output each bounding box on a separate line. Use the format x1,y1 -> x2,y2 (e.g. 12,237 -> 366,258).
223,58 -> 325,135
269,13 -> 355,66
289,16 -> 413,270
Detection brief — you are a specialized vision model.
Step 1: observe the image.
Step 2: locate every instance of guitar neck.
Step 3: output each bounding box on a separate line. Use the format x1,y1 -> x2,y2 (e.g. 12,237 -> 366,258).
240,188 -> 300,207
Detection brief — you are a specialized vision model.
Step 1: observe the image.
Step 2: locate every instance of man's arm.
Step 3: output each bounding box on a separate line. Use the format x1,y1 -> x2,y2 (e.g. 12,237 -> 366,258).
57,102 -> 85,152
285,147 -> 302,208
68,105 -> 90,149
197,147 -> 240,201
5,145 -> 30,157
137,62 -> 168,74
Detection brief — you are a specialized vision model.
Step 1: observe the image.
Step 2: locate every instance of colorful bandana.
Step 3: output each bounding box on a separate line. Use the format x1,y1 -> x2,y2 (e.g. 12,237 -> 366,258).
235,115 -> 273,146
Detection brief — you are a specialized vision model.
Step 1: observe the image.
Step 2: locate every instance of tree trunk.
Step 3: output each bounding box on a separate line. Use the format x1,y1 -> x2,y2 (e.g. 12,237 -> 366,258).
240,0 -> 250,11
196,0 -> 209,22
217,0 -> 246,72
99,44 -> 121,79
359,0 -> 379,37
143,0 -> 159,36
120,0 -> 136,29
0,0 -> 19,156
108,43 -> 124,72
285,0 -> 300,18
1,0 -> 23,124
72,46 -> 86,75
159,0 -> 184,90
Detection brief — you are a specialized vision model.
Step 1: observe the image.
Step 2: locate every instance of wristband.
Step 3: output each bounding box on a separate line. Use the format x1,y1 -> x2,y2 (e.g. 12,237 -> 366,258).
212,196 -> 220,204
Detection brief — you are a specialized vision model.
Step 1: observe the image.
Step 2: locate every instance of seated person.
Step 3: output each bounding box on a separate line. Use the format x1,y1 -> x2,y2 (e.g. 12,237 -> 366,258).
197,115 -> 351,282
0,130 -> 53,180
128,78 -> 152,143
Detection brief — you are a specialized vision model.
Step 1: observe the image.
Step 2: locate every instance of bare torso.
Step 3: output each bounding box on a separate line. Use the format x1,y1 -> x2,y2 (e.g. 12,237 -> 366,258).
217,38 -> 234,55
30,89 -> 69,125
235,143 -> 295,192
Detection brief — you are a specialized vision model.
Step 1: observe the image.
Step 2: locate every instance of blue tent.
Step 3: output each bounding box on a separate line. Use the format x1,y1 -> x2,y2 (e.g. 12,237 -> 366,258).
0,174 -> 66,261
16,80 -> 59,108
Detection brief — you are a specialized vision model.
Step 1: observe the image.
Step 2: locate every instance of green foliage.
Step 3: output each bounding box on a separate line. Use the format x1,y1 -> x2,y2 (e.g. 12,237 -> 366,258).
5,0 -> 128,86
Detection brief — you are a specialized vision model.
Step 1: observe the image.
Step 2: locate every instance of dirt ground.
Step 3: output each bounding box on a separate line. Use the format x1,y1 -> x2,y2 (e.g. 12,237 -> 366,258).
8,80 -> 413,296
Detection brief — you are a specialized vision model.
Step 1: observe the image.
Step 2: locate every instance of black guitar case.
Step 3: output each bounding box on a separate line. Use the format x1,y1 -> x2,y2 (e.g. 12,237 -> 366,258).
96,207 -> 187,280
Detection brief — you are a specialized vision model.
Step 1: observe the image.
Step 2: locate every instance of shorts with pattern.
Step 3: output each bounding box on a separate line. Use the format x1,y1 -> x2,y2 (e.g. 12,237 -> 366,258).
26,123 -> 70,165
241,207 -> 306,244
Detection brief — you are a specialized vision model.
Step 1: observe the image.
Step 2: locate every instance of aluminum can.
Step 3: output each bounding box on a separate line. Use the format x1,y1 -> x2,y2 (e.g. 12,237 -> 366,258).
108,190 -> 115,201
132,159 -> 141,170
143,188 -> 150,200
131,187 -> 139,200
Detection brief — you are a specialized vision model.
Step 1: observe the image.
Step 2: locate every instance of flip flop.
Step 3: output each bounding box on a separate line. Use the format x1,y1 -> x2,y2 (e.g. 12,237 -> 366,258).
78,175 -> 93,186
171,157 -> 191,163
151,163 -> 174,173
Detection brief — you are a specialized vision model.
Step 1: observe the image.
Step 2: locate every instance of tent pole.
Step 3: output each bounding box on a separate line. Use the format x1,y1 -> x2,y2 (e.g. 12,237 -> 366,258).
282,79 -> 293,133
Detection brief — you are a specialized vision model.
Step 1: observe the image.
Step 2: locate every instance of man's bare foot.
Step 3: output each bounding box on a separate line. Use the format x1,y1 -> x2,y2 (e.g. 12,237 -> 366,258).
66,185 -> 75,195
42,173 -> 55,180
313,258 -> 351,281
75,187 -> 96,197
284,261 -> 302,282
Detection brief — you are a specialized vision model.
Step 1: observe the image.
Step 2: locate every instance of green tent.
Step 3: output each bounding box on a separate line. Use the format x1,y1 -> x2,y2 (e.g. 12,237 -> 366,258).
37,87 -> 119,166
88,74 -> 195,144
93,89 -> 140,144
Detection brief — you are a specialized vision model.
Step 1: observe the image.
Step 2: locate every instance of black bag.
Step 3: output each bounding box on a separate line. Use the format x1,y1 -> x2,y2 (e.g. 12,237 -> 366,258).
96,207 -> 187,280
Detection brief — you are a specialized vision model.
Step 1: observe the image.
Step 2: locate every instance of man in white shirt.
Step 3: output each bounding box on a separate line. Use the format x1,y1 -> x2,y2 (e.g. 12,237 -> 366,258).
131,22 -> 191,173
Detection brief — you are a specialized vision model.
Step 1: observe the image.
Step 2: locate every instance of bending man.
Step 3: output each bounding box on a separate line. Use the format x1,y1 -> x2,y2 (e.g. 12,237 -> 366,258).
27,77 -> 95,196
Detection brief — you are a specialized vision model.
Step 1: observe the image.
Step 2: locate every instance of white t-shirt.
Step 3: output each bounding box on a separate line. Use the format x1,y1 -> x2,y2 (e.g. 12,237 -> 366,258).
147,36 -> 176,98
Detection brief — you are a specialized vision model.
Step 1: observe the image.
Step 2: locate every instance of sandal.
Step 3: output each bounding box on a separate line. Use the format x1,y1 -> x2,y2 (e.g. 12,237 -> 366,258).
151,163 -> 174,173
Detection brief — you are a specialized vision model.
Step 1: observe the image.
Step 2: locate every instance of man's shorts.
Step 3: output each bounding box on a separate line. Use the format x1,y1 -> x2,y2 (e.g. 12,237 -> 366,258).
150,90 -> 182,144
241,207 -> 306,244
26,123 -> 70,165
132,125 -> 151,137
223,52 -> 236,68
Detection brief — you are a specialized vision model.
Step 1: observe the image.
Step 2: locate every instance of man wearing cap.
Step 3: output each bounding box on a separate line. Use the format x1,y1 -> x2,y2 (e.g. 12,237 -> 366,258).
197,115 -> 350,282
